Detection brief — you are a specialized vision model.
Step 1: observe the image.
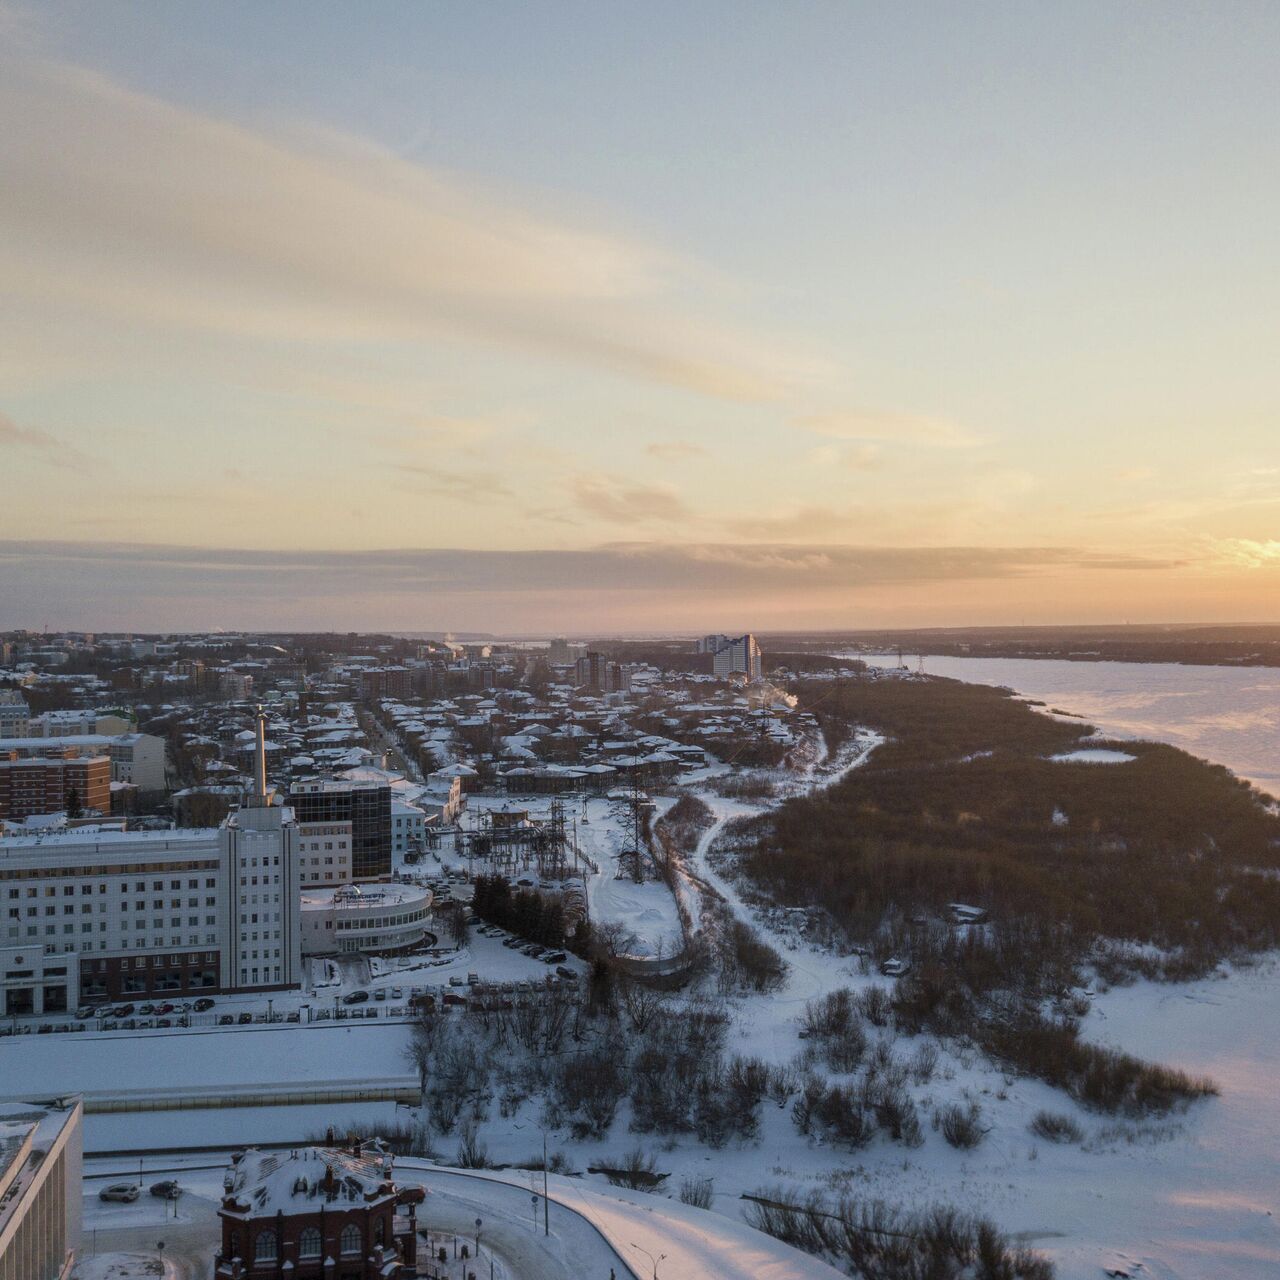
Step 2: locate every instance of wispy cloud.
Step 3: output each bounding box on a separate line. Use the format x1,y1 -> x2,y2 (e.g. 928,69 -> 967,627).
0,410 -> 91,471
392,464 -> 514,502
0,53 -> 794,403
569,475 -> 691,524
796,409 -> 981,447
645,441 -> 709,461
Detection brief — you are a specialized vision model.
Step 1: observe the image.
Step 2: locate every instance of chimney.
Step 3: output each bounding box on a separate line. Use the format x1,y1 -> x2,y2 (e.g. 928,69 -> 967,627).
252,705 -> 268,805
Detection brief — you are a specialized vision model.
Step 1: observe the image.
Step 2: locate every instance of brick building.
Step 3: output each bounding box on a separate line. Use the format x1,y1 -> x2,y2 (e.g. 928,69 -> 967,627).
0,751 -> 111,821
215,1144 -> 422,1280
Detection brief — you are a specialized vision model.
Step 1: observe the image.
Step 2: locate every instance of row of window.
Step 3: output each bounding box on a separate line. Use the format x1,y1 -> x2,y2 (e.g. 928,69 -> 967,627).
245,1221 -> 380,1262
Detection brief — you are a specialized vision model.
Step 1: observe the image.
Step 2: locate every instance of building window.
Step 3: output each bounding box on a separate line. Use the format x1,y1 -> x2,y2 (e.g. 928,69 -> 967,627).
299,1227 -> 321,1259
254,1230 -> 277,1262
340,1224 -> 361,1256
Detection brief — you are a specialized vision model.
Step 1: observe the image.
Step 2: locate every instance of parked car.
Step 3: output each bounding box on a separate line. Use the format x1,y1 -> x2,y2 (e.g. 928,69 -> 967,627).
390,987 -> 403,1000
113,1003 -> 135,1017
193,998 -> 215,1012
149,1180 -> 182,1199
75,1006 -> 97,1020
342,990 -> 369,1005
138,1003 -> 155,1015
373,988 -> 387,1001
543,951 -> 567,964
448,975 -> 464,987
237,1012 -> 254,1024
155,1002 -> 175,1015
36,1024 -> 52,1034
99,1183 -> 140,1203
155,1018 -> 172,1028
880,957 -> 912,978
555,966 -> 576,980
218,1014 -> 234,1026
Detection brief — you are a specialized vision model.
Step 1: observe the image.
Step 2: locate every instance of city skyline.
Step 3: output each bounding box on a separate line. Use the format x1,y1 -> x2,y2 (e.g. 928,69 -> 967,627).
3,3 -> 1280,630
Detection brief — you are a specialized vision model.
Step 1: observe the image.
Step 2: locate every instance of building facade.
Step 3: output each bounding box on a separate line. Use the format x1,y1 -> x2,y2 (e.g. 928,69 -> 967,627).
0,734 -> 166,794
289,780 -> 391,881
299,882 -> 432,957
711,633 -> 764,681
215,1144 -> 422,1280
0,800 -> 302,1015
0,1097 -> 82,1280
0,753 -> 111,822
296,821 -> 352,887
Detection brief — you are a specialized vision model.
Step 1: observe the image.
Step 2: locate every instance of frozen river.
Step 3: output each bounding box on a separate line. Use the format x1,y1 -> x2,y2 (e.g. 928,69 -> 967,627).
852,653 -> 1280,797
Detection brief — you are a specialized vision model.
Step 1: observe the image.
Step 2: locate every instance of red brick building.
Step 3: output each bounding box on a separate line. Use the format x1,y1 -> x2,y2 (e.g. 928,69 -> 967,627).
0,750 -> 111,820
215,1144 -> 422,1280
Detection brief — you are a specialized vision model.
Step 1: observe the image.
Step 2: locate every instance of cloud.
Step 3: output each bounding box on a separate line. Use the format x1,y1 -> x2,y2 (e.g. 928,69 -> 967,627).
0,410 -> 90,471
806,443 -> 884,471
796,409 -> 981,447
393,464 -> 514,502
0,53 -> 793,402
1208,538 -> 1280,569
645,441 -> 709,461
569,475 -> 691,524
0,538 -> 1186,630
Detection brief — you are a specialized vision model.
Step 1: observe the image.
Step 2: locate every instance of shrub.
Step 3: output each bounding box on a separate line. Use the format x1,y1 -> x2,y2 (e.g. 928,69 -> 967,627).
937,1101 -> 985,1149
1029,1110 -> 1084,1144
745,1184 -> 1054,1279
603,1147 -> 665,1192
679,1176 -> 714,1209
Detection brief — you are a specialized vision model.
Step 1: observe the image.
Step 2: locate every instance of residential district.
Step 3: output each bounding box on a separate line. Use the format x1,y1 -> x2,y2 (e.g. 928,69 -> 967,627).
1,628 -> 854,1280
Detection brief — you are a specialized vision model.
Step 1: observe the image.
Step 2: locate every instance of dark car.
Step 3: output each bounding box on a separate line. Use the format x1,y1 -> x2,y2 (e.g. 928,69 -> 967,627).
342,990 -> 369,1005
149,1180 -> 182,1199
218,1014 -> 234,1025
193,998 -> 215,1012
138,1003 -> 155,1015
113,1003 -> 135,1017
237,1012 -> 254,1024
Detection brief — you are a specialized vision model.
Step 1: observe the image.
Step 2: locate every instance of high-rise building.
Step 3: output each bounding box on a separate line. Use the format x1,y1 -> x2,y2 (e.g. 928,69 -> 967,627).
574,650 -> 604,690
289,780 -> 391,880
710,634 -> 763,681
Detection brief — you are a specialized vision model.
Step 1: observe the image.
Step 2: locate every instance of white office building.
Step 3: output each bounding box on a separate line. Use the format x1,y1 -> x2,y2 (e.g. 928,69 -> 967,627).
0,713 -> 302,1013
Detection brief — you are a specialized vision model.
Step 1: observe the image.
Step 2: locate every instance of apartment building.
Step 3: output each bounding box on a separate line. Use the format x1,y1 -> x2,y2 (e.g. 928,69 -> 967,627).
0,695 -> 29,740
710,633 -> 764,681
0,753 -> 111,822
0,734 -> 166,793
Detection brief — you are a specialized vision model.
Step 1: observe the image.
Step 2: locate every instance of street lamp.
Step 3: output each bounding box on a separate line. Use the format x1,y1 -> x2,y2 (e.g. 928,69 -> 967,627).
630,1243 -> 665,1280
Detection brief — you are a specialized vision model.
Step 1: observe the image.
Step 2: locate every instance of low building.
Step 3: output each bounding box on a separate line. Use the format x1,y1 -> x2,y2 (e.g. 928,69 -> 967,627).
299,882 -> 432,957
389,799 -> 424,856
0,695 -> 30,740
215,1143 -> 422,1280
0,1097 -> 82,1280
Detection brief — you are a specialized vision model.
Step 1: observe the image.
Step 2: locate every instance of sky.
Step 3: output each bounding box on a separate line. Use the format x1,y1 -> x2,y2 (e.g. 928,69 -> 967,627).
2,1 -> 1279,633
